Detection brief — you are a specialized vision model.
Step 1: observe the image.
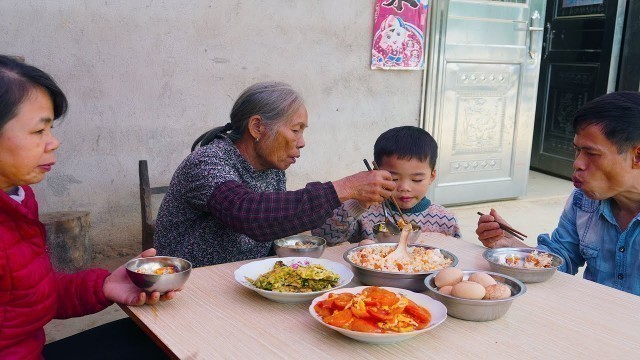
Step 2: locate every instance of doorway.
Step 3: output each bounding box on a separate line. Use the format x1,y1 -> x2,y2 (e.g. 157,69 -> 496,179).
529,0 -> 625,179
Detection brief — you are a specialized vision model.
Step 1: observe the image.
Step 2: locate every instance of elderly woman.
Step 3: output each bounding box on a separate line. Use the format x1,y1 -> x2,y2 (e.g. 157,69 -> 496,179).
0,55 -> 174,359
154,81 -> 395,267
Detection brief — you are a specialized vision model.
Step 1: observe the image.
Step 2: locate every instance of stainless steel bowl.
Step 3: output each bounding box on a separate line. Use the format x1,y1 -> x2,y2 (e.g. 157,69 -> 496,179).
126,256 -> 192,294
343,243 -> 458,292
424,270 -> 526,321
273,235 -> 326,258
482,248 -> 563,283
372,222 -> 422,244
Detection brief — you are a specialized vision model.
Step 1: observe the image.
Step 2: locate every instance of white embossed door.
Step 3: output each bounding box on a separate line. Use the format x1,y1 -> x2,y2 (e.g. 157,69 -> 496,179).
423,0 -> 546,205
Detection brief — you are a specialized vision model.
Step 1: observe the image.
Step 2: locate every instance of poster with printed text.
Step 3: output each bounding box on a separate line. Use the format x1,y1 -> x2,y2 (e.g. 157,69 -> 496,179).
371,0 -> 429,70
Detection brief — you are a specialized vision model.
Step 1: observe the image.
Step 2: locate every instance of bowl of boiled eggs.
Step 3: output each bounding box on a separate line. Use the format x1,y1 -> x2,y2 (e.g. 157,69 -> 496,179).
423,267 -> 526,321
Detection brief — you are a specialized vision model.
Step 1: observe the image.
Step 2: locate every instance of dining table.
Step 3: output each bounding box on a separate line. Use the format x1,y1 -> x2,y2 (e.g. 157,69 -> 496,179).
122,236 -> 640,359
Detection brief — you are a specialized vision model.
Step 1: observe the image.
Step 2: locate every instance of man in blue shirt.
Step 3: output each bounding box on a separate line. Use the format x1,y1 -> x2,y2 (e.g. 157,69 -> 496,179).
476,92 -> 640,296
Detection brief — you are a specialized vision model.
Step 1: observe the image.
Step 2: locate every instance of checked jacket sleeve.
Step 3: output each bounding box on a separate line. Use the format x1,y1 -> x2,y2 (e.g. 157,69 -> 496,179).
207,180 -> 341,242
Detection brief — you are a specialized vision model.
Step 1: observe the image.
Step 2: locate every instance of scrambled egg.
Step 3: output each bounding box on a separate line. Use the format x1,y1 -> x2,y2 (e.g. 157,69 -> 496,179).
248,261 -> 339,293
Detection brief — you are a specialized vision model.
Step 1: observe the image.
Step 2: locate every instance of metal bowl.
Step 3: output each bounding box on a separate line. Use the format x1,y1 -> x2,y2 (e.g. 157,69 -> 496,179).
482,248 -> 563,283
125,256 -> 192,294
372,222 -> 422,244
343,243 -> 458,292
273,235 -> 326,258
424,270 -> 526,321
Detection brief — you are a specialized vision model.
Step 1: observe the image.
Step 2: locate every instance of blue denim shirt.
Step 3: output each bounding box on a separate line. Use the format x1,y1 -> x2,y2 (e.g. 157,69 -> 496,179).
538,189 -> 640,296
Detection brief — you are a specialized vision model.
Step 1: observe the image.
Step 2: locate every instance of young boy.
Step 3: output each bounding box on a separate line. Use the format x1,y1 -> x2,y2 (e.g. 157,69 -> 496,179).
312,126 -> 461,245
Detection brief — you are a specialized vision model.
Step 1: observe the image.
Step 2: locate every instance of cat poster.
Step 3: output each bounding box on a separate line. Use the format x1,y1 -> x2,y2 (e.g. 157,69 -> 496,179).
371,0 -> 429,70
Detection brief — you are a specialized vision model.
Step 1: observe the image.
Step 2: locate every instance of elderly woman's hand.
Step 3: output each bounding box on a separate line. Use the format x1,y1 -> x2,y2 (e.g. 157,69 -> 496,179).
102,248 -> 179,306
332,170 -> 396,207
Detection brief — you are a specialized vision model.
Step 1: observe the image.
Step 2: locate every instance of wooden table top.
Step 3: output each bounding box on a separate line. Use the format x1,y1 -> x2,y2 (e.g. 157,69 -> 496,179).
122,236 -> 640,359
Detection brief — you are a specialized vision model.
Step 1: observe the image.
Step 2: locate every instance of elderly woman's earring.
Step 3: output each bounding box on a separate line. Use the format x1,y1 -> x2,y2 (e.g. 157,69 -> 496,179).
255,137 -> 260,143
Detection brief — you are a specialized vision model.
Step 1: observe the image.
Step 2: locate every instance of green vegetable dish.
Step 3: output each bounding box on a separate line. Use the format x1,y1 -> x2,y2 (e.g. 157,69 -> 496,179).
247,260 -> 340,293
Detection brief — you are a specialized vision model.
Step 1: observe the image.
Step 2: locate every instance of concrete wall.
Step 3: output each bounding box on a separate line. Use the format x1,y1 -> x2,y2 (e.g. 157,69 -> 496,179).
0,0 -> 424,256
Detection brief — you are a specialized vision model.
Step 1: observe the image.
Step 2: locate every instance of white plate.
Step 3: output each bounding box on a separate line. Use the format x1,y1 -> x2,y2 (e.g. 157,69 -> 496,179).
309,286 -> 447,344
234,257 -> 354,303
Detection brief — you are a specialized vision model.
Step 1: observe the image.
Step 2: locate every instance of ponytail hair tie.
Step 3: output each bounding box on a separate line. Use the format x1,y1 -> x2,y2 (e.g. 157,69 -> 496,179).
223,122 -> 233,131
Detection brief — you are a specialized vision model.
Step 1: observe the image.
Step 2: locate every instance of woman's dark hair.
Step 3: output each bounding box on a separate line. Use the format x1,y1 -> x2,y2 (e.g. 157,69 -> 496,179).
374,126 -> 438,170
0,55 -> 68,131
573,91 -> 640,153
191,81 -> 304,151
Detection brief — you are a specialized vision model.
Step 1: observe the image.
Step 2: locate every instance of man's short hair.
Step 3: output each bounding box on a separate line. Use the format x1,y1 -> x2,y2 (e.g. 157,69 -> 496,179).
573,91 -> 640,153
374,126 -> 438,169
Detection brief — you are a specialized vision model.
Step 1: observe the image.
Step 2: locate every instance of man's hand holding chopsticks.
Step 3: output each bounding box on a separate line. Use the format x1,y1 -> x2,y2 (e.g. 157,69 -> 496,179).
476,209 -> 530,249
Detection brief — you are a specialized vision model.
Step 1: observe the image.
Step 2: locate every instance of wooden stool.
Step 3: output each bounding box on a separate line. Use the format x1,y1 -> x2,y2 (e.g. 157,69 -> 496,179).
40,211 -> 92,272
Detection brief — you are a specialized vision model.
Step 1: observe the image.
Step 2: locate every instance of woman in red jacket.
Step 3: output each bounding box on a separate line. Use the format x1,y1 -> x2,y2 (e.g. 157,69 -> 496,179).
0,55 -> 177,359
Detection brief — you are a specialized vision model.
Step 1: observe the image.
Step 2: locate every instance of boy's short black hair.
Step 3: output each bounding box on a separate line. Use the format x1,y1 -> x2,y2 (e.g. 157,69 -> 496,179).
374,126 -> 438,169
573,91 -> 640,153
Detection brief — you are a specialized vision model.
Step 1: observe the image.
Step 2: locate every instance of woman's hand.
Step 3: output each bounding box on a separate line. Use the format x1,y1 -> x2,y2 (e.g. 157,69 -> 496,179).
103,248 -> 179,306
332,170 -> 396,207
476,209 -> 528,248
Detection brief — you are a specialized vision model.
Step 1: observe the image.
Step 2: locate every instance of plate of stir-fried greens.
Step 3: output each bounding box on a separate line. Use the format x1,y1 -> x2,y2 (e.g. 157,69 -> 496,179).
234,257 -> 353,303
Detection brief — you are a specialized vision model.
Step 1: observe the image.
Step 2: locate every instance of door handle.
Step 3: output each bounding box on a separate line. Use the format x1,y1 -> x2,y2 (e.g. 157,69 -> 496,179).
528,10 -> 543,59
529,26 -> 544,59
543,22 -> 552,60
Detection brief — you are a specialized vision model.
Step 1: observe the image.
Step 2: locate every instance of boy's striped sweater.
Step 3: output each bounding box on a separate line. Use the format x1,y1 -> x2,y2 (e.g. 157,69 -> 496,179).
312,197 -> 461,245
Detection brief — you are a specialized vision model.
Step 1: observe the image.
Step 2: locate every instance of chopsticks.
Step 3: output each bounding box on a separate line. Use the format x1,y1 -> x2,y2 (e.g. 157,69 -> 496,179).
477,212 -> 528,241
363,159 -> 399,225
363,159 -> 373,171
363,159 -> 409,226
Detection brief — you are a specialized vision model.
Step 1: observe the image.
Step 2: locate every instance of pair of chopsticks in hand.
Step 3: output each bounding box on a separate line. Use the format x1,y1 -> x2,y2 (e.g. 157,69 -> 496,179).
477,212 -> 528,240
363,159 -> 409,226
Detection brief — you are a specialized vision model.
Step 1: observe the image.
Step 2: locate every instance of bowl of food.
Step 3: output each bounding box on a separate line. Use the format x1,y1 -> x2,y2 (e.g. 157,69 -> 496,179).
424,268 -> 526,321
372,222 -> 422,244
482,248 -> 563,283
234,257 -> 353,303
343,243 -> 458,292
309,286 -> 447,344
125,256 -> 192,294
273,234 -> 326,258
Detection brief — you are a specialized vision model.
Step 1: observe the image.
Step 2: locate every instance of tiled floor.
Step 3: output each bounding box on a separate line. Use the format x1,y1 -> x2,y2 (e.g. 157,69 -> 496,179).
44,171 -> 574,343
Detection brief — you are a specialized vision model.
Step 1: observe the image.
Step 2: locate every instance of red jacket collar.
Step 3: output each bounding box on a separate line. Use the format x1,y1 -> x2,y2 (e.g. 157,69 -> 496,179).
0,185 -> 39,222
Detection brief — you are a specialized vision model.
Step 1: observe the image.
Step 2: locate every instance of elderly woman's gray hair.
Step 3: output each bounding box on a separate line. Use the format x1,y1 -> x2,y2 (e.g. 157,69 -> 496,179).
191,81 -> 304,151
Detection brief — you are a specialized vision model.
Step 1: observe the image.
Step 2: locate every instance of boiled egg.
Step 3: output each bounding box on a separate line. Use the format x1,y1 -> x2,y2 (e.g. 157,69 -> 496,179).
434,267 -> 463,288
451,281 -> 486,300
439,285 -> 453,296
468,272 -> 497,288
483,283 -> 512,300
